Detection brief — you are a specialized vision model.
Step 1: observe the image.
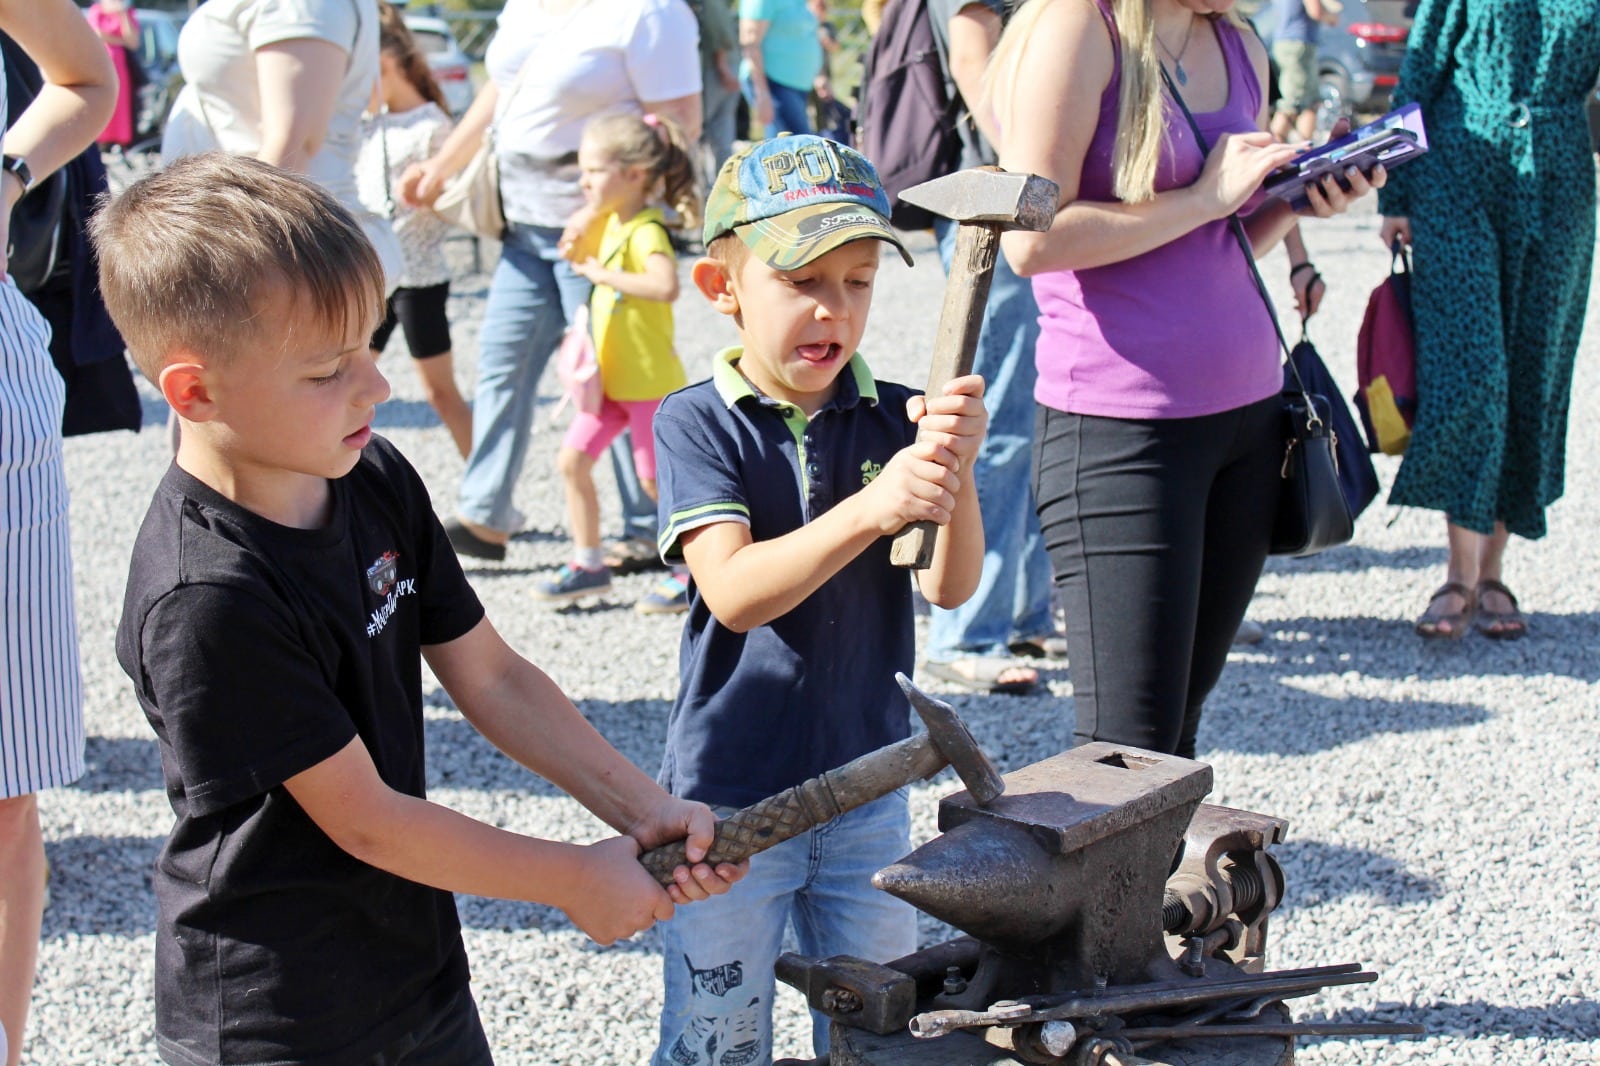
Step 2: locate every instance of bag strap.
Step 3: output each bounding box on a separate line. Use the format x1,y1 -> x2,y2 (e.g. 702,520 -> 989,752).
1158,64 -> 1320,425
1390,234 -> 1410,276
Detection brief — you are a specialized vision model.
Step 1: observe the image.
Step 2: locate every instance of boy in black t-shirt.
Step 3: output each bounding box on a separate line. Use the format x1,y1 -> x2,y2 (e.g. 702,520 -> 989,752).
91,153 -> 742,1066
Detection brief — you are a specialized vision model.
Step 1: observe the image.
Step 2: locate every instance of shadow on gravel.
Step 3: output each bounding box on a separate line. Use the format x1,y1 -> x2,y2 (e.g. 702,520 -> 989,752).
1265,543 -> 1448,573
1242,613 -> 1600,684
425,698 -> 674,795
1273,839 -> 1441,915
76,735 -> 164,792
1399,998 -> 1600,1041
41,833 -> 159,938
1201,688 -> 1488,757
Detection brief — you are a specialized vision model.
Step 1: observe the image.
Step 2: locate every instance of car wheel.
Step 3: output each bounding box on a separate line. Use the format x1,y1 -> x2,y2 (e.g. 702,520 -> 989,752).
1316,68 -> 1352,137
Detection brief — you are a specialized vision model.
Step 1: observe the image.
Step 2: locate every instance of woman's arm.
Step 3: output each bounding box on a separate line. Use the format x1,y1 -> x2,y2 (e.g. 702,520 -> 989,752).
740,18 -> 773,127
642,92 -> 702,144
254,37 -> 349,172
398,79 -> 499,207
946,4 -> 1003,148
113,7 -> 140,50
997,1 -> 1297,276
0,0 -> 116,267
1380,0 -> 1465,218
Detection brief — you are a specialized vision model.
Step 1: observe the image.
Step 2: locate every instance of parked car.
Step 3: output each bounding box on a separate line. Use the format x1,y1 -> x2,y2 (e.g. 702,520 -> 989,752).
403,13 -> 474,116
1244,0 -> 1413,127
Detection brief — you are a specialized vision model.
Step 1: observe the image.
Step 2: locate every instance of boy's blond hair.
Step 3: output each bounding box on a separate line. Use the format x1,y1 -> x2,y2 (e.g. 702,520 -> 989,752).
90,153 -> 387,382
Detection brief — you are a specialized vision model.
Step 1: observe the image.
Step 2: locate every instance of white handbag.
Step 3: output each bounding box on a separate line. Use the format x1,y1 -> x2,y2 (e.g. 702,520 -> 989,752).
429,18 -> 561,240
430,129 -> 505,240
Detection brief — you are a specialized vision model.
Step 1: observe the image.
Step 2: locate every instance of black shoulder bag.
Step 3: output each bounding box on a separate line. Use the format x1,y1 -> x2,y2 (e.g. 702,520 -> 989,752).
1161,66 -> 1354,558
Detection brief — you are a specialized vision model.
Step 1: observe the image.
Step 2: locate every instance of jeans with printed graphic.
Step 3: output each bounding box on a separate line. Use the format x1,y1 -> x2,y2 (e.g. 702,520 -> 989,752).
457,222 -> 591,532
925,218 -> 1054,661
651,793 -> 916,1066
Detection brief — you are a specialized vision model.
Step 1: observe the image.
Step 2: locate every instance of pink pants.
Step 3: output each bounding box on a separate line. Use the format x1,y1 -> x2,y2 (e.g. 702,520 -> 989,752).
561,397 -> 663,480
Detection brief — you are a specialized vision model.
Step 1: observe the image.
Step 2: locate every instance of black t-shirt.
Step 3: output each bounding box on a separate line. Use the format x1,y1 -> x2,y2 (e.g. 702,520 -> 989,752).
117,436 -> 485,1066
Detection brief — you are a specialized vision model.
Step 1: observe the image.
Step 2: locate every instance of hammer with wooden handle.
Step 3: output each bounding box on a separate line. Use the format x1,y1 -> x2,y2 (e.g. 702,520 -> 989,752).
888,167 -> 1059,569
638,673 -> 1004,885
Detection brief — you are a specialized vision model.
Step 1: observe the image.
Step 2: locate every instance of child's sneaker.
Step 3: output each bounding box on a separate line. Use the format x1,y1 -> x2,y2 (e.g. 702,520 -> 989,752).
635,571 -> 689,615
531,562 -> 612,602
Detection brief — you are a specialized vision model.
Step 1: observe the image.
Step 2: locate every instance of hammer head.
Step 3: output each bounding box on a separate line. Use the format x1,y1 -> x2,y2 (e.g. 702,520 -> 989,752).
896,672 -> 1006,805
898,167 -> 1058,231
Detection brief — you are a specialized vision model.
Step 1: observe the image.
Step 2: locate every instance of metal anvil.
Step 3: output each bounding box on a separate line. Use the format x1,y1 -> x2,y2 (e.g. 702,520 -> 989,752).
873,743 -> 1214,997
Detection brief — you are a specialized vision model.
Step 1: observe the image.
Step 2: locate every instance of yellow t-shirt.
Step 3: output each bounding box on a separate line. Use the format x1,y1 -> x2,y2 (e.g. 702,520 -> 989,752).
590,208 -> 687,402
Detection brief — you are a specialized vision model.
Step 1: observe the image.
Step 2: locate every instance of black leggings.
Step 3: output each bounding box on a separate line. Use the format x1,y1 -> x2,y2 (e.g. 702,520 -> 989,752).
1033,396 -> 1280,758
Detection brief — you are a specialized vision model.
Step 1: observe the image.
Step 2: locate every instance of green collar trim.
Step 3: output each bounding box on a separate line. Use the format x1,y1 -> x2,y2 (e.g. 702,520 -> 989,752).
709,347 -> 881,413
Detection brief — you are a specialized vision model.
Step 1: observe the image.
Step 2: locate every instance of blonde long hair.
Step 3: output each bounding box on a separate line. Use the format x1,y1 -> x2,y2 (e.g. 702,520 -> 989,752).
986,0 -> 1246,204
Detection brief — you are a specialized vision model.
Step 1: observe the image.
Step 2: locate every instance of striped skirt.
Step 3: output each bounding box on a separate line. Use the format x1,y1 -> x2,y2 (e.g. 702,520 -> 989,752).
1,279 -> 83,798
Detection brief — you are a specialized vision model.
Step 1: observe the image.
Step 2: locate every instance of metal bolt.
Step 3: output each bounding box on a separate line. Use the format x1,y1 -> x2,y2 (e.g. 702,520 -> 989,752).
942,965 -> 968,996
1040,1020 -> 1081,1056
820,987 -> 862,1014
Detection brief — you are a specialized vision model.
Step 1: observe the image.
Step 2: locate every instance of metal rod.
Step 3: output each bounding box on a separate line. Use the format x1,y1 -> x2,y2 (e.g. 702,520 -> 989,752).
1118,1021 -> 1426,1041
909,965 -> 1379,1039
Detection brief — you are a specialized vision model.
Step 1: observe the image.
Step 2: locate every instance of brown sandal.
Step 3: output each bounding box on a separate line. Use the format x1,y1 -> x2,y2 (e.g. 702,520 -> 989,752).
1415,582 -> 1475,640
1474,579 -> 1527,640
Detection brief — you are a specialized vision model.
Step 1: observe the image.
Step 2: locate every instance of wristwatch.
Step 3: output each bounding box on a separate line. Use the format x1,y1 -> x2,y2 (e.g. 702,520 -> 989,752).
2,154 -> 34,197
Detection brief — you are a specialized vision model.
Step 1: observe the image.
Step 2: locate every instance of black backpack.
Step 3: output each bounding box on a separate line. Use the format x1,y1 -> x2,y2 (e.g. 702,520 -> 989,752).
852,0 -> 962,231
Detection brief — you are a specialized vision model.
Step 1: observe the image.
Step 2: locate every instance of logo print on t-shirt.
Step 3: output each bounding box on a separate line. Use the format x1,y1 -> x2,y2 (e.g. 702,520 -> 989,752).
366,551 -> 400,596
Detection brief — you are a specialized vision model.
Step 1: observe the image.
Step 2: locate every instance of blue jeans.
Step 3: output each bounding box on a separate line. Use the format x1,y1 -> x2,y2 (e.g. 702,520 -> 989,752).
458,223 -> 590,533
652,793 -> 917,1065
610,432 -> 658,542
742,74 -> 813,138
702,68 -> 741,180
925,218 -> 1054,660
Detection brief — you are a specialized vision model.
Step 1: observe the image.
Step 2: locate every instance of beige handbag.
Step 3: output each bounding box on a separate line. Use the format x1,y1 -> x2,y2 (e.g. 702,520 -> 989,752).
431,130 -> 504,239
429,20 -> 559,240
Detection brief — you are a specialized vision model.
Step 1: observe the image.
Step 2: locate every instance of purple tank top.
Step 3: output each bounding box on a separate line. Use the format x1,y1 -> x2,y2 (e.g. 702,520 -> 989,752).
1032,6 -> 1280,419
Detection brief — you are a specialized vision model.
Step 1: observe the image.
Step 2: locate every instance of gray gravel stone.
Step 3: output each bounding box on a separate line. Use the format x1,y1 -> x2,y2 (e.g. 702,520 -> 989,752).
25,197 -> 1600,1063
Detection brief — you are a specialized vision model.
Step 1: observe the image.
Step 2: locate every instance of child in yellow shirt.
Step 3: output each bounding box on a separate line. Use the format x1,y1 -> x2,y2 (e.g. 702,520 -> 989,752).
534,112 -> 696,607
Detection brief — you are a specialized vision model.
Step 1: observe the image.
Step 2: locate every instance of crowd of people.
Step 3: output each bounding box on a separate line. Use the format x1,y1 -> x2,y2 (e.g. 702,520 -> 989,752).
2,0 -> 1596,1063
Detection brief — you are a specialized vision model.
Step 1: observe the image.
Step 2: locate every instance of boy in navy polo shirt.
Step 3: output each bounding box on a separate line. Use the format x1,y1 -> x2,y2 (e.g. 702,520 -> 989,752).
649,134 -> 989,1065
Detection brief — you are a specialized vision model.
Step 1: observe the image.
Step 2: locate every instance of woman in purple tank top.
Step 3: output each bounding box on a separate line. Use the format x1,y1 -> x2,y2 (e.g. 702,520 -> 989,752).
984,0 -> 1382,758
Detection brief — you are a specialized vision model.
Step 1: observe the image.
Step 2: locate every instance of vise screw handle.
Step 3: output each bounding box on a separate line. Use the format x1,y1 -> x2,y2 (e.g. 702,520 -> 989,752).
638,734 -> 946,884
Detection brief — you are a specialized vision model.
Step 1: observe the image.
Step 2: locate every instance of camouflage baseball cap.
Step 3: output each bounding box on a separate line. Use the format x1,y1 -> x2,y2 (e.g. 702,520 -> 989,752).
702,134 -> 914,271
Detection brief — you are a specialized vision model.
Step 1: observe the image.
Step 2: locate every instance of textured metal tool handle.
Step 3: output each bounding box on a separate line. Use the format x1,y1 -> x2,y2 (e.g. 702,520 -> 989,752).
638,779 -> 843,885
638,734 -> 945,884
891,224 -> 1001,569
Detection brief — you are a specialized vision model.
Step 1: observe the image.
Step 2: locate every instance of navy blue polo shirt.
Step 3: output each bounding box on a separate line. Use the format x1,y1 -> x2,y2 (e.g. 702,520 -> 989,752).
653,347 -> 920,807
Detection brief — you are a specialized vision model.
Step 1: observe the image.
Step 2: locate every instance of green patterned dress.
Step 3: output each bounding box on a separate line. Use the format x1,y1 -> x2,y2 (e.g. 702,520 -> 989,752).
1378,0 -> 1600,538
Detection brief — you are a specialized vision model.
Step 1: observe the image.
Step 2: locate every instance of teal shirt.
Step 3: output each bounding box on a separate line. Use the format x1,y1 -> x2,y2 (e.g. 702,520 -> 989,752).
739,0 -> 822,92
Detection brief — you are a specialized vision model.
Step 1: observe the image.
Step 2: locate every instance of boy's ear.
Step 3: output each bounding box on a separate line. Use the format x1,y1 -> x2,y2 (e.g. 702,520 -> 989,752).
691,256 -> 741,317
158,356 -> 219,423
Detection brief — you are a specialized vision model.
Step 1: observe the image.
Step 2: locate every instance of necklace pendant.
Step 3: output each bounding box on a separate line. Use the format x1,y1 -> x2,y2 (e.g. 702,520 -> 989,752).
1175,61 -> 1188,86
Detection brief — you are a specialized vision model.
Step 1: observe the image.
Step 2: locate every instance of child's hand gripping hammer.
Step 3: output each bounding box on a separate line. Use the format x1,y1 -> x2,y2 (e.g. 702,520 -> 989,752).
888,167 -> 1059,568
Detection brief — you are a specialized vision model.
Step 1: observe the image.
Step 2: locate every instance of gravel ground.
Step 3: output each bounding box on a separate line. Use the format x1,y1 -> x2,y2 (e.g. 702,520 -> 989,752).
25,196 -> 1600,1065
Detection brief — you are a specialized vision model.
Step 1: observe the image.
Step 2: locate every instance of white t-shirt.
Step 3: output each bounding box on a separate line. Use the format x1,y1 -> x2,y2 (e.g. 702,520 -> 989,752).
357,103 -> 453,290
162,0 -> 402,287
485,0 -> 700,228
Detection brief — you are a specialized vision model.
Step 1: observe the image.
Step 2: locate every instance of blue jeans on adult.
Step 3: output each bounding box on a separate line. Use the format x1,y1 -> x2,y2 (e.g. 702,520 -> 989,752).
609,432 -> 657,543
925,218 -> 1054,661
702,68 -> 741,179
651,793 -> 917,1065
458,222 -> 590,533
742,73 -> 812,138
